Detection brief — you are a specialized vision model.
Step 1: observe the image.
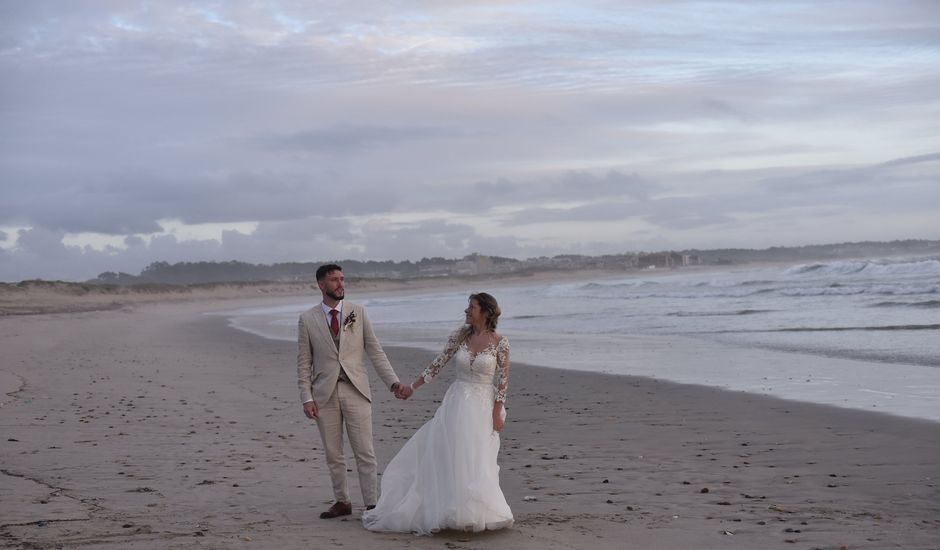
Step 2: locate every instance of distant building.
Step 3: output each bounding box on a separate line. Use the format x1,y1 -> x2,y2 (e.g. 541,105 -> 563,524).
454,254 -> 498,275
417,265 -> 453,277
638,253 -> 674,268
454,260 -> 478,275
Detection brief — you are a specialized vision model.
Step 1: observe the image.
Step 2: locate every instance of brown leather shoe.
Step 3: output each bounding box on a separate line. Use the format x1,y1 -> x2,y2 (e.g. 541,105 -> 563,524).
319,501 -> 352,519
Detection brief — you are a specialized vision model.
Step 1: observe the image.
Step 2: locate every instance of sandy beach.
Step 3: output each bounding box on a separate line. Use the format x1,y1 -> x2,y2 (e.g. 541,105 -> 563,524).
2,296 -> 939,549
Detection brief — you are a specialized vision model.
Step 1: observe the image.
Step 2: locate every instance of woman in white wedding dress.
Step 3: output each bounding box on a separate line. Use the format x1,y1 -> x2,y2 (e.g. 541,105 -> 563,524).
362,292 -> 514,535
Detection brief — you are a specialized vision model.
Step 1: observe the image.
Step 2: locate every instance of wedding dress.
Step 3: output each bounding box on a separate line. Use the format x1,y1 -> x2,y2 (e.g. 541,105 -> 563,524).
362,331 -> 514,535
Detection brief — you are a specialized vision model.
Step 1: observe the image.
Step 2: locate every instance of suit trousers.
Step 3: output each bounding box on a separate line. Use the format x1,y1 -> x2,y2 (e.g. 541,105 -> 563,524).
315,380 -> 377,506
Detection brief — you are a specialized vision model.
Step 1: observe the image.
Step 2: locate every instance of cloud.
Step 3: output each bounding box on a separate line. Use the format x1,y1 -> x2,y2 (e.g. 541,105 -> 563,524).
351,218 -> 520,260
259,125 -> 464,154
758,152 -> 940,202
505,196 -> 735,230
879,152 -> 940,168
0,216 -> 525,281
507,152 -> 940,231
2,149 -> 937,282
1,169 -> 408,235
403,170 -> 661,215
1,1 -> 938,280
0,227 -> 88,281
2,164 -> 661,236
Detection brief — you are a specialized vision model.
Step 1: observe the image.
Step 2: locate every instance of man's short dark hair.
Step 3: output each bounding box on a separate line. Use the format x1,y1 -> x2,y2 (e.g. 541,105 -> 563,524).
316,263 -> 343,282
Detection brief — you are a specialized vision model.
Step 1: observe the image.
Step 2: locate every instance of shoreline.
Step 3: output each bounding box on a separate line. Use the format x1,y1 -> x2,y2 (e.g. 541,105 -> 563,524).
0,262 -> 790,316
1,300 -> 938,548
4,250 -> 937,316
214,295 -> 940,425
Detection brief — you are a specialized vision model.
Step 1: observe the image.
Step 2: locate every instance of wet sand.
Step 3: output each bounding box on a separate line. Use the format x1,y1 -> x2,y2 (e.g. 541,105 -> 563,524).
1,297 -> 938,549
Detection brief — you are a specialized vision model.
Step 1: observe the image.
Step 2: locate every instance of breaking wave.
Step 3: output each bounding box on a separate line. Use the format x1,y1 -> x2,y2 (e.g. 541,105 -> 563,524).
870,300 -> 940,309
784,258 -> 940,278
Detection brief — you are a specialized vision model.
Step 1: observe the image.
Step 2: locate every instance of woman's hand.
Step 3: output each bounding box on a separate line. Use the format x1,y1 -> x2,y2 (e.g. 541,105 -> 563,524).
492,408 -> 504,433
396,384 -> 414,400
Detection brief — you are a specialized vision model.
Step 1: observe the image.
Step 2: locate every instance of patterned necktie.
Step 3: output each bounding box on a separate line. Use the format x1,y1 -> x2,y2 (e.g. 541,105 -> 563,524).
329,309 -> 340,336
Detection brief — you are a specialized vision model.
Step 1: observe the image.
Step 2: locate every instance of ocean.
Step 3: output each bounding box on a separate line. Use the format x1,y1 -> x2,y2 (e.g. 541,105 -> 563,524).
220,256 -> 940,422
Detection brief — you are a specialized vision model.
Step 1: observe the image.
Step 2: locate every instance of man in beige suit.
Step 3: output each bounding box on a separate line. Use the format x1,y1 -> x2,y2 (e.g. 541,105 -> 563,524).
297,264 -> 403,519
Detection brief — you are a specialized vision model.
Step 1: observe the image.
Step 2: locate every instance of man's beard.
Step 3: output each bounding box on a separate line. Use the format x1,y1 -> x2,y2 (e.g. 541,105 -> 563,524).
325,289 -> 344,301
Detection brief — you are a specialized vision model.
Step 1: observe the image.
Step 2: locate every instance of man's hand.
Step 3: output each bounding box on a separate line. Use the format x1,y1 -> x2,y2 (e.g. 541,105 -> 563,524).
396,385 -> 414,400
303,401 -> 319,420
391,382 -> 411,399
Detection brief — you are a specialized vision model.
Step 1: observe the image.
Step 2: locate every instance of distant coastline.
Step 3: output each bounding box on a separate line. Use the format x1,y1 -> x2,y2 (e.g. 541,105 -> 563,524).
85,237 -> 940,285
0,268 -> 625,316
2,238 -> 938,316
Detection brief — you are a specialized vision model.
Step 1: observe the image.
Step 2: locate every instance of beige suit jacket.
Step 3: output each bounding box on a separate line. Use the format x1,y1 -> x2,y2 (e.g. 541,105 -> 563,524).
296,301 -> 399,405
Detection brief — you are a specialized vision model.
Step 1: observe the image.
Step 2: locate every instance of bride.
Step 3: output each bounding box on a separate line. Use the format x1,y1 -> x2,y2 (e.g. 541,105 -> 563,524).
362,292 -> 514,535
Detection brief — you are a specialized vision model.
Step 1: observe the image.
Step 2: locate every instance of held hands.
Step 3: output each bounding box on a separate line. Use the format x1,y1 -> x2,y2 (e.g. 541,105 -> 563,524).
393,383 -> 414,400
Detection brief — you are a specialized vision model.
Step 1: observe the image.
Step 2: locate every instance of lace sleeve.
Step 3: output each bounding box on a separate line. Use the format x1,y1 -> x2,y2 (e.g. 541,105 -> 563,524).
494,337 -> 510,402
420,328 -> 464,383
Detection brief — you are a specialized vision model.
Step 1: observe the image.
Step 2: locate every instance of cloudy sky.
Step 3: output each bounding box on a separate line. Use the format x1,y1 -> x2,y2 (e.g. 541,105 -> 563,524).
1,1 -> 938,281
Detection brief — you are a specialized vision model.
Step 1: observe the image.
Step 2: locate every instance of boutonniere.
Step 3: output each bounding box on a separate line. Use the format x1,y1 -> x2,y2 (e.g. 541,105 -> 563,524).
343,311 -> 357,332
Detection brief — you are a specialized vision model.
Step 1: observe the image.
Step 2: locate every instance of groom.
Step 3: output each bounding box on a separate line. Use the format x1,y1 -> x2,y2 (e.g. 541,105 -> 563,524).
297,263 -> 404,519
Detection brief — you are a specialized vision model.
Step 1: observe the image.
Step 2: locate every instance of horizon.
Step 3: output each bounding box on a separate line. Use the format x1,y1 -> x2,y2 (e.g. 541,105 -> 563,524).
2,237 -> 936,284
2,1 -> 938,282
108,236 -> 940,266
